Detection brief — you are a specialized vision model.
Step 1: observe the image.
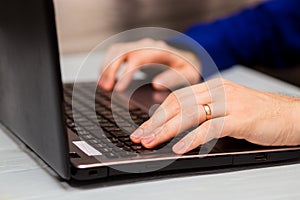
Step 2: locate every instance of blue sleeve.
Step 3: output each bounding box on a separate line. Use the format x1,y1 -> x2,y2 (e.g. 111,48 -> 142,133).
184,0 -> 300,72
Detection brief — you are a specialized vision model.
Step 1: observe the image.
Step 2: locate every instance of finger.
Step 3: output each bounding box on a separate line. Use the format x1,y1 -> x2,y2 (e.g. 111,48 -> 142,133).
139,100 -> 227,147
148,87 -> 198,124
155,78 -> 225,109
148,83 -> 225,129
110,48 -> 173,91
131,78 -> 227,144
114,58 -> 144,91
130,94 -> 182,144
131,84 -> 223,142
152,67 -> 193,90
140,106 -> 205,148
172,116 -> 230,154
130,114 -> 175,144
99,55 -> 126,91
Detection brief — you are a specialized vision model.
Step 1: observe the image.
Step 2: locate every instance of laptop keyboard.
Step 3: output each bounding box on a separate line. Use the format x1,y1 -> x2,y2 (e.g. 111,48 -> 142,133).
63,83 -> 194,160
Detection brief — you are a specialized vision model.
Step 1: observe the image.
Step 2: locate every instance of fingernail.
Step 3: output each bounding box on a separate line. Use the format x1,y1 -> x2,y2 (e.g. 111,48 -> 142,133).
131,129 -> 143,139
173,141 -> 186,154
142,134 -> 155,144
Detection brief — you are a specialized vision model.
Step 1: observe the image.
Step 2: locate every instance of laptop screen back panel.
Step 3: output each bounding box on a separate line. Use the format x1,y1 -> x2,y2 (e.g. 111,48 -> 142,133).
0,0 -> 70,179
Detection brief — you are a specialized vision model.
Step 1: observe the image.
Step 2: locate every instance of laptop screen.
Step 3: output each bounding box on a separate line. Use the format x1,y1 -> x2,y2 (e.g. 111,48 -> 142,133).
0,0 -> 70,179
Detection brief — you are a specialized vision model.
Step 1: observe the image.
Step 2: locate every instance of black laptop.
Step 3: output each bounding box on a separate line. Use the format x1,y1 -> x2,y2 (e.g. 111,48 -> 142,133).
1,0 -> 300,181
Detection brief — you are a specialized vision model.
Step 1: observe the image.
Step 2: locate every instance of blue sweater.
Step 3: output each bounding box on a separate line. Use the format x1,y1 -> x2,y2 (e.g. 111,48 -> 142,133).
183,0 -> 300,75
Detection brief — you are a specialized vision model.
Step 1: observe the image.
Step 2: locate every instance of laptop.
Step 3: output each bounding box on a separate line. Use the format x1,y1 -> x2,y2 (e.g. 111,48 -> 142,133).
1,0 -> 300,181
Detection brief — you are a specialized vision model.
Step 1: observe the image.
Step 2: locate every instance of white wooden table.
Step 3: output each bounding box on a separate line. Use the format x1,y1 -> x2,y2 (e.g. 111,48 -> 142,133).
1,53 -> 300,200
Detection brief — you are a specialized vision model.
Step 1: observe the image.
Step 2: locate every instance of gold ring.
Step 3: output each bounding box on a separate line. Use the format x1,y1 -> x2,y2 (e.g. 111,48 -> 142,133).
203,104 -> 212,120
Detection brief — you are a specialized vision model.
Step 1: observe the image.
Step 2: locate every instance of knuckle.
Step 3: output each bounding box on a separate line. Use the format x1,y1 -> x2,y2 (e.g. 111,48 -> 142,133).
215,78 -> 228,85
166,92 -> 180,111
172,90 -> 180,97
167,92 -> 177,101
139,38 -> 154,44
222,80 -> 236,93
162,124 -> 172,135
155,40 -> 168,48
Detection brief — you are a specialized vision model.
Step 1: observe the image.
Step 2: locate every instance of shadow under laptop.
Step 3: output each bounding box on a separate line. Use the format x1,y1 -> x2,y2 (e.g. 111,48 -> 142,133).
68,158 -> 300,188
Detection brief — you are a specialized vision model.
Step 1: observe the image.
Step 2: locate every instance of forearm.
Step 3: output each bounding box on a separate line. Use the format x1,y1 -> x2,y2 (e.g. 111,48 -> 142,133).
290,98 -> 300,145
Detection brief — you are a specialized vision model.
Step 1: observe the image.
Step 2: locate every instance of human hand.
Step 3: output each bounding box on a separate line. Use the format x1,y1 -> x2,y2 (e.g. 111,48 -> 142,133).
130,78 -> 300,154
98,38 -> 201,91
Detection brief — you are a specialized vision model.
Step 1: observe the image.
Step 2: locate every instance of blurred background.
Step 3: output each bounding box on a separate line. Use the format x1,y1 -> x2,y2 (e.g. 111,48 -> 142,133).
53,0 -> 260,54
54,0 -> 299,86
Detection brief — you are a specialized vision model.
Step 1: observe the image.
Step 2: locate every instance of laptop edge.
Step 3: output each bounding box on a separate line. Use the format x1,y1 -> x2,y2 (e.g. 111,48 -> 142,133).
0,0 -> 70,179
1,0 -> 300,181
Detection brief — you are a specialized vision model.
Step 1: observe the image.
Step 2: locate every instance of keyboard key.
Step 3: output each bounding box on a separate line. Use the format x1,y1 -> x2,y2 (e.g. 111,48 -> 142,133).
64,83 -> 181,159
131,145 -> 143,151
110,131 -> 127,138
137,149 -> 157,154
121,146 -> 132,152
119,151 -> 137,158
104,152 -> 118,158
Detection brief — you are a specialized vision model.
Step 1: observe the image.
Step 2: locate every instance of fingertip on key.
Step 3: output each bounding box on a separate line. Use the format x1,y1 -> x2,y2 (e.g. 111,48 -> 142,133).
131,129 -> 144,139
